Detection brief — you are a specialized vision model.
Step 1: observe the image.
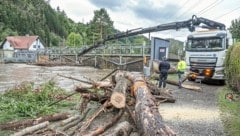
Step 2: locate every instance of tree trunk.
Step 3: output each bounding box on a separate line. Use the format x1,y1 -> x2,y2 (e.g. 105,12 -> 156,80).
12,121 -> 49,136
111,72 -> 129,108
110,121 -> 133,136
0,113 -> 69,130
125,72 -> 176,136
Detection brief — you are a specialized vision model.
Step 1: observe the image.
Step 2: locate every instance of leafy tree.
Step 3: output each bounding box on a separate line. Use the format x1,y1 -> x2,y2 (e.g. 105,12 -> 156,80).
88,8 -> 114,44
229,19 -> 240,41
66,32 -> 82,47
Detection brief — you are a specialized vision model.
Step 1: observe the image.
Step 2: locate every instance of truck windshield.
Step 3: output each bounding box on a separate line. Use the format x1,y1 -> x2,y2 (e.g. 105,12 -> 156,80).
186,37 -> 223,51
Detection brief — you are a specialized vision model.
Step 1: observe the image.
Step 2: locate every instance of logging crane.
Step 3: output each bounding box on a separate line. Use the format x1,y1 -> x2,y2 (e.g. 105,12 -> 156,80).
78,15 -> 231,84
78,15 -> 226,56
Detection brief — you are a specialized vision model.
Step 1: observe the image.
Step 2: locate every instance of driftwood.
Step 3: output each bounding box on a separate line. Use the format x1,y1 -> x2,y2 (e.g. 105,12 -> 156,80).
125,72 -> 176,136
79,100 -> 112,133
110,121 -> 133,136
12,121 -> 49,136
61,109 -> 91,131
0,113 -> 69,130
154,95 -> 176,103
8,71 -> 178,135
87,109 -> 124,136
152,74 -> 202,92
111,72 -> 129,108
166,80 -> 202,91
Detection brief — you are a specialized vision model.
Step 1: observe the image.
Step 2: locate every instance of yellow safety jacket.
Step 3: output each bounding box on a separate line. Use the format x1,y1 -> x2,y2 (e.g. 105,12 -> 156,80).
177,60 -> 186,72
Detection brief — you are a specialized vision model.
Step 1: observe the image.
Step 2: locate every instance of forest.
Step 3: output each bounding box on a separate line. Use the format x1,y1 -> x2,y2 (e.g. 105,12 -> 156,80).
0,0 -> 150,47
1,0 -> 239,51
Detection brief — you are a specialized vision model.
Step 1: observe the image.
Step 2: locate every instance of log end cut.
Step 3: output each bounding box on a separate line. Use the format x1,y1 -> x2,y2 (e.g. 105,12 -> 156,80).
110,92 -> 126,108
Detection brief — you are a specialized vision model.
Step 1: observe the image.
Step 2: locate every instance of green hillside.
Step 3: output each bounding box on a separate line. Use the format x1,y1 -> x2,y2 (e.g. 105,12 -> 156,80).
0,0 -> 149,47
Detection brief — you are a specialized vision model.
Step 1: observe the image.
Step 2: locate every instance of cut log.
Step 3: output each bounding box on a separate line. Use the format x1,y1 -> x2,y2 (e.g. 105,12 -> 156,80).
154,95 -> 176,103
110,121 -> 133,136
60,115 -> 80,126
0,113 -> 69,130
12,121 -> 49,136
125,72 -> 176,136
79,100 -> 112,133
110,72 -> 129,108
75,80 -> 113,90
166,80 -> 202,91
86,109 -> 124,136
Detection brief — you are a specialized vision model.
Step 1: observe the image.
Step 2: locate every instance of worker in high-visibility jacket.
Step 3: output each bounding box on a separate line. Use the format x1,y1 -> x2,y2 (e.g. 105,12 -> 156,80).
177,57 -> 187,88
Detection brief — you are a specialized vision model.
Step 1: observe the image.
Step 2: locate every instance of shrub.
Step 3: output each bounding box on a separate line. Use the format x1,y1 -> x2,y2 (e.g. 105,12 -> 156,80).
225,43 -> 240,92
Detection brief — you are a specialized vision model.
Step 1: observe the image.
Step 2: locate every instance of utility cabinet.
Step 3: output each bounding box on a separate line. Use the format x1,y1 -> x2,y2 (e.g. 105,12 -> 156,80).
150,37 -> 170,61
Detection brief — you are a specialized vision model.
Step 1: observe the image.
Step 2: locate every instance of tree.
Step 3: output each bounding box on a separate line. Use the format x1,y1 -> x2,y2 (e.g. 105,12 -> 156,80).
229,18 -> 240,41
66,32 -> 83,47
88,8 -> 114,44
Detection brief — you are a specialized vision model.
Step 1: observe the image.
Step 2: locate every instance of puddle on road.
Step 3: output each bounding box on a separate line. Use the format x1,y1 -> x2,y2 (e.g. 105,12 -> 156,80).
0,64 -> 112,92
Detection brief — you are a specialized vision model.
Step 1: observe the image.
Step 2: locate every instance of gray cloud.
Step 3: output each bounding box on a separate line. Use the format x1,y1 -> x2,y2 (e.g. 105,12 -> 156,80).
89,0 -> 185,23
89,0 -> 126,11
133,3 -> 180,23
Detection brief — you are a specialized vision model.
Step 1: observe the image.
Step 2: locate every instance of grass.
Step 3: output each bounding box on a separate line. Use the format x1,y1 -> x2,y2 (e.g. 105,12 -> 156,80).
0,80 -> 80,135
217,87 -> 240,136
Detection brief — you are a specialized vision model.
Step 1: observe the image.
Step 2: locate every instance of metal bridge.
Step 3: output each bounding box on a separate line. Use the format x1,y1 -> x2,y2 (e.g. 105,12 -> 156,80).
0,45 -> 151,70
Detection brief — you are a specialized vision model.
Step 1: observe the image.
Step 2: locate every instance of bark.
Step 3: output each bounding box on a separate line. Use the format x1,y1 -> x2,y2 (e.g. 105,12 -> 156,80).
111,121 -> 133,136
152,74 -> 202,92
0,113 -> 69,130
60,115 -> 80,126
87,109 -> 124,136
166,80 -> 202,91
125,72 -> 176,136
79,100 -> 112,133
111,72 -> 129,108
154,95 -> 176,103
75,80 -> 113,90
12,121 -> 49,136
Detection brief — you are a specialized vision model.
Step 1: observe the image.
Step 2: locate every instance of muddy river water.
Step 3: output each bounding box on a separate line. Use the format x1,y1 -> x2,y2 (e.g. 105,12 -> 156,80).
0,64 -> 112,92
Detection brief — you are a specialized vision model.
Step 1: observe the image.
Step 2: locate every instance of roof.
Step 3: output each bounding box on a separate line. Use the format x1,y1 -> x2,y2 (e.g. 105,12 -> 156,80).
5,36 -> 39,49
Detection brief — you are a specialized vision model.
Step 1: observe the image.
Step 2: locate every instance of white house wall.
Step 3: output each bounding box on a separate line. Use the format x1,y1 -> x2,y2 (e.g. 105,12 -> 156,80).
28,38 -> 45,51
2,41 -> 14,50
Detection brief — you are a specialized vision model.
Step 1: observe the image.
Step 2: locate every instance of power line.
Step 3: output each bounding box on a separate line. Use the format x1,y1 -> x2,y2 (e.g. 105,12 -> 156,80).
214,6 -> 240,20
175,0 -> 191,14
197,0 -> 219,15
198,0 -> 224,15
175,0 -> 202,20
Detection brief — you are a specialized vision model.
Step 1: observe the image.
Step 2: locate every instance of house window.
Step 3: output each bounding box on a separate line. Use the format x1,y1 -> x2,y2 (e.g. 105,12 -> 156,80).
38,45 -> 40,48
33,45 -> 36,48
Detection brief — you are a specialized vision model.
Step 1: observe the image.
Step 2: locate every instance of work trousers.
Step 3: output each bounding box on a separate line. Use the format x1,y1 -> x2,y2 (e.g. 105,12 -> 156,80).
178,71 -> 184,88
159,72 -> 168,88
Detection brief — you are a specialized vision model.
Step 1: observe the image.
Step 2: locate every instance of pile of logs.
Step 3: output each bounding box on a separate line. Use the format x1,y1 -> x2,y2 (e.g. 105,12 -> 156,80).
1,71 -> 177,136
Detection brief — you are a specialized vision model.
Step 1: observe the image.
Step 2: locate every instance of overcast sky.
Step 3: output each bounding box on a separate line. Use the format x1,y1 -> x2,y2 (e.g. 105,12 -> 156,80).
50,0 -> 240,41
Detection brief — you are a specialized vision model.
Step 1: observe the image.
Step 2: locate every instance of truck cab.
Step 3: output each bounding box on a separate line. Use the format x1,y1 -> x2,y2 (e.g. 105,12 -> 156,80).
185,30 -> 232,84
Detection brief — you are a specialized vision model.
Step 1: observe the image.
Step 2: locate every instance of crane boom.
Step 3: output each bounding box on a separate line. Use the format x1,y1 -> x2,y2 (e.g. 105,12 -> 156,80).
78,15 -> 225,56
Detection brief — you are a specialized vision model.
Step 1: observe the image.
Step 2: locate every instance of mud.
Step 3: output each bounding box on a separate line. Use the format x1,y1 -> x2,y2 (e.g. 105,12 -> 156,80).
0,64 -> 112,92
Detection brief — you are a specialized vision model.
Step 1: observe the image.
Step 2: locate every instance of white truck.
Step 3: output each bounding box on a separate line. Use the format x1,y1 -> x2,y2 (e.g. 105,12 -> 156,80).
78,15 -> 230,84
185,30 -> 232,84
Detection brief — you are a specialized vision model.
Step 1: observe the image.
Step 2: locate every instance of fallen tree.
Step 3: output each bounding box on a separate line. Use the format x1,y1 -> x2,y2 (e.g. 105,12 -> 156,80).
7,71 -> 176,136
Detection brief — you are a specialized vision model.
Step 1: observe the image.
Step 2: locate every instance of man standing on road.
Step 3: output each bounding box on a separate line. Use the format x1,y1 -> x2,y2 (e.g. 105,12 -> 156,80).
158,56 -> 170,88
177,56 -> 187,88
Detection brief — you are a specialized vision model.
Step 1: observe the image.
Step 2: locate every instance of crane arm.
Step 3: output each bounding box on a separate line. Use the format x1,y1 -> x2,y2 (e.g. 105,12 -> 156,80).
78,15 -> 226,56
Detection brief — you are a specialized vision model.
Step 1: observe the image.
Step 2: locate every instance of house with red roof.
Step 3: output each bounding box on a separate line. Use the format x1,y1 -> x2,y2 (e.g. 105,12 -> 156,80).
1,35 -> 45,51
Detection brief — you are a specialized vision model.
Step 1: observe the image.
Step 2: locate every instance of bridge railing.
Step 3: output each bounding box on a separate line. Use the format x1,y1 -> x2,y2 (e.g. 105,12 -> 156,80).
87,45 -> 151,56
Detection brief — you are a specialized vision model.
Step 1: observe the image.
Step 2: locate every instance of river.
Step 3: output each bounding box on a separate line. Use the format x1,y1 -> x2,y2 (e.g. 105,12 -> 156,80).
0,64 -> 112,92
